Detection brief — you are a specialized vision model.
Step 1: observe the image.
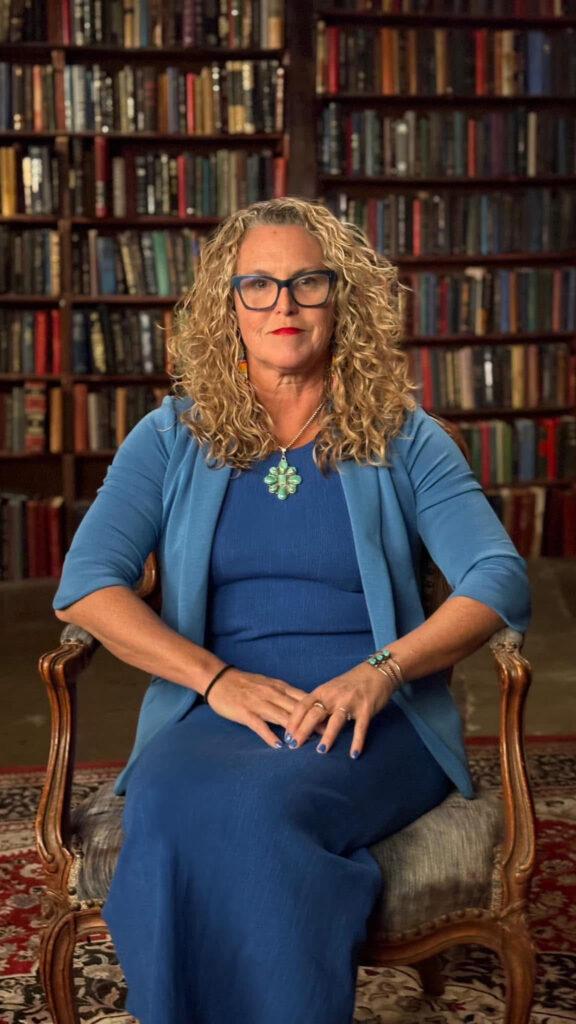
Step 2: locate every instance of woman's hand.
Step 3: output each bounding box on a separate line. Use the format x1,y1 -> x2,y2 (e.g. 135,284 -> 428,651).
205,668 -> 317,748
282,663 -> 397,759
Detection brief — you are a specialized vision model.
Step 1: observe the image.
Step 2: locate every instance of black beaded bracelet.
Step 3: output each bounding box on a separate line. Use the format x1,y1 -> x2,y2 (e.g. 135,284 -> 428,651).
203,664 -> 235,705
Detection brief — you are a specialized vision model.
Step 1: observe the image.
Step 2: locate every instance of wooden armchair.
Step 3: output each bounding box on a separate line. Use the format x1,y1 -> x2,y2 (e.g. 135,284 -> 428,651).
36,428 -> 536,1024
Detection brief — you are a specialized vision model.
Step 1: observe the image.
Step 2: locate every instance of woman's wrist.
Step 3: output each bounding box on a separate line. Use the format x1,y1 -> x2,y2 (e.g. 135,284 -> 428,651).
365,647 -> 404,691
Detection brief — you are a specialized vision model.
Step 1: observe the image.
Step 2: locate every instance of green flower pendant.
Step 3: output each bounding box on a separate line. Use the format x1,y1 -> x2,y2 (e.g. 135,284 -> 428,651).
264,455 -> 302,501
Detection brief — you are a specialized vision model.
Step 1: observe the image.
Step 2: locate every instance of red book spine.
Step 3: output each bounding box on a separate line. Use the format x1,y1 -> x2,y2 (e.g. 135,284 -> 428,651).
50,310 -> 62,373
475,30 -> 487,97
412,197 -> 421,257
327,27 -> 339,94
61,0 -> 72,44
545,418 -> 559,479
24,380 -> 47,453
73,383 -> 89,452
420,348 -> 433,409
35,311 -> 49,374
186,74 -> 196,134
46,499 -> 64,577
177,154 -> 187,217
94,136 -> 109,218
273,157 -> 287,198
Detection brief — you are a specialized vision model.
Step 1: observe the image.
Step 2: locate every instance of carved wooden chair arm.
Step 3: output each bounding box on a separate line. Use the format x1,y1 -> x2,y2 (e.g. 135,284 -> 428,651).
488,627 -> 536,919
35,559 -> 159,884
35,624 -> 104,890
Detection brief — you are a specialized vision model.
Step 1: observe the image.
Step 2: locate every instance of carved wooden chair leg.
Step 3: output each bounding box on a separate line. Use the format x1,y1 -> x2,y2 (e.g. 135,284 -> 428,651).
416,955 -> 446,998
500,927 -> 537,1024
39,911 -> 80,1024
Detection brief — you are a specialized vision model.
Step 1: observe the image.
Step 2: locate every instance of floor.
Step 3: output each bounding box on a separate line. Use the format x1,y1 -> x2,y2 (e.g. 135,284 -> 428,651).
1,558 -> 575,768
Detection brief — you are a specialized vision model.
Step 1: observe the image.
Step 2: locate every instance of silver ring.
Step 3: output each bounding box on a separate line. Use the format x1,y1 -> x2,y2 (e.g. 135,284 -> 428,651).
312,701 -> 327,712
335,706 -> 353,721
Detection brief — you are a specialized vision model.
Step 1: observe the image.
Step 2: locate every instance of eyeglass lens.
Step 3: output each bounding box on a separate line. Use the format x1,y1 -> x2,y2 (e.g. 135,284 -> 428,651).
239,273 -> 332,309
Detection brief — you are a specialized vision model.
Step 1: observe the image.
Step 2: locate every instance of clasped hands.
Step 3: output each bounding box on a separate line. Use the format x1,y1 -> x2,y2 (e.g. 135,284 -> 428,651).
205,661 -> 398,759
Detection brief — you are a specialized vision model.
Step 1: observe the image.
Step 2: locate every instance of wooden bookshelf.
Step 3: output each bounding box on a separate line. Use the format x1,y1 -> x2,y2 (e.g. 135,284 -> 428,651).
0,0 -> 303,580
315,4 -> 576,556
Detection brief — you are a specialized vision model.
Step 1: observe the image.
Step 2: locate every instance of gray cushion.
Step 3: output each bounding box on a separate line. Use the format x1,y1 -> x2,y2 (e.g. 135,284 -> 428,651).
70,782 -> 503,935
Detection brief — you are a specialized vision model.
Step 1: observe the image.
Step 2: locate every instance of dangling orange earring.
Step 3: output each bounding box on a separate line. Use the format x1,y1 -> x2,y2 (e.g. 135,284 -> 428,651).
237,357 -> 248,377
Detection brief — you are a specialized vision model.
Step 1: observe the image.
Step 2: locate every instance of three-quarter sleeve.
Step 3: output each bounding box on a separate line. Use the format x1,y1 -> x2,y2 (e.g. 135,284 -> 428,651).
401,409 -> 531,633
53,398 -> 177,611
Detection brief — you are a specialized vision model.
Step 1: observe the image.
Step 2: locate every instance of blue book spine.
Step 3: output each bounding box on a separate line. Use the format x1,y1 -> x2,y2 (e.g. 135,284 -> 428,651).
72,312 -> 91,373
97,236 -> 118,294
527,32 -> 544,97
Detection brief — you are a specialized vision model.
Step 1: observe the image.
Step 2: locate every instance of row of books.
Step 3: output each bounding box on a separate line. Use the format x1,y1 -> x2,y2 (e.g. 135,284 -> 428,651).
319,107 -> 576,178
316,26 -> 576,96
0,492 -> 64,580
0,145 -> 60,216
73,383 -> 168,450
58,0 -> 284,49
72,228 -> 204,296
457,416 -> 576,485
402,266 -> 576,335
328,1 -> 576,14
72,307 -> 172,374
0,228 -> 60,295
0,0 -> 47,43
408,343 -> 574,411
486,485 -> 576,559
73,142 -> 286,218
0,309 -> 62,374
328,189 -> 576,257
0,61 -> 285,135
0,382 -> 63,453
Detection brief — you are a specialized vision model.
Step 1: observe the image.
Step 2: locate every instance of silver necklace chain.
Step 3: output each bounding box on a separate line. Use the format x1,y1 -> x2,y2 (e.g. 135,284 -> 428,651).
278,399 -> 325,456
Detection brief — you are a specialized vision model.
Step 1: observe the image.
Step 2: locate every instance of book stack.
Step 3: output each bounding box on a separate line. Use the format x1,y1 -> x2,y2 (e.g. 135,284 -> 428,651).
0,382 -> 63,454
0,310 -> 62,374
71,308 -> 172,375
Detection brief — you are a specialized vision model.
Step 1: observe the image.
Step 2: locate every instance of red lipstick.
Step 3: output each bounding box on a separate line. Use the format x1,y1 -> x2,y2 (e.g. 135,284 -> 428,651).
272,328 -> 303,335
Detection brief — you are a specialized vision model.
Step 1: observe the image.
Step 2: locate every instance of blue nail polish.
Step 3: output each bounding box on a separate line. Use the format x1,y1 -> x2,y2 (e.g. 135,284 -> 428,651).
274,740 -> 283,748
284,732 -> 292,742
351,750 -> 360,759
288,738 -> 298,749
316,743 -> 326,753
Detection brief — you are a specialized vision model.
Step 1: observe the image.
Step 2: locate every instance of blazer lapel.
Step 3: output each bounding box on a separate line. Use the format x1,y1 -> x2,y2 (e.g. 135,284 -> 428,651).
339,461 -> 398,646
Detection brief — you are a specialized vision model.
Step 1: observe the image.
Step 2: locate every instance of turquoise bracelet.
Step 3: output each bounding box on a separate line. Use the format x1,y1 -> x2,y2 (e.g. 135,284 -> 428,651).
366,648 -> 404,689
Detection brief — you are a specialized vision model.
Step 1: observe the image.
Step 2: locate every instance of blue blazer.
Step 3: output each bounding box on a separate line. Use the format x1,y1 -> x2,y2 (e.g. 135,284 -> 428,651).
53,396 -> 530,798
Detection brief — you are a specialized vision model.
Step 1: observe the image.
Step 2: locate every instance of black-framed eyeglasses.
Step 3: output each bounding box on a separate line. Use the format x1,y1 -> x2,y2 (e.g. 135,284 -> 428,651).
231,270 -> 337,311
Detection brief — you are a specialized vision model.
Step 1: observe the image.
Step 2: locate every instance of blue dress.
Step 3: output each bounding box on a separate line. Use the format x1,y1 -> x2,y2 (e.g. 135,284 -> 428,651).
102,441 -> 452,1024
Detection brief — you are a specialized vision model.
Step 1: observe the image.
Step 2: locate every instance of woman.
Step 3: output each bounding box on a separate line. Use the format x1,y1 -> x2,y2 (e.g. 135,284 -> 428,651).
53,197 -> 530,1024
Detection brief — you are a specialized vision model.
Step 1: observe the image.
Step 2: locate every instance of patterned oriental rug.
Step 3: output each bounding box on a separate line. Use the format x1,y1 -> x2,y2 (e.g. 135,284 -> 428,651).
0,738 -> 575,1024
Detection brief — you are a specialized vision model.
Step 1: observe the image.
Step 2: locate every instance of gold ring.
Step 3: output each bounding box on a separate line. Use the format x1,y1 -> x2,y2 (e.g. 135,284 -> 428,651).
313,701 -> 327,712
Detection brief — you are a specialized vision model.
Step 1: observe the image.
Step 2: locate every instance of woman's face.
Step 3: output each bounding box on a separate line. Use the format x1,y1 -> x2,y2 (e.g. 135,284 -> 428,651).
233,225 -> 335,379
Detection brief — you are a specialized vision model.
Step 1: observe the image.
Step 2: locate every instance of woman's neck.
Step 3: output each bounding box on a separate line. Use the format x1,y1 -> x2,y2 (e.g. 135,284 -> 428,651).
249,364 -> 328,450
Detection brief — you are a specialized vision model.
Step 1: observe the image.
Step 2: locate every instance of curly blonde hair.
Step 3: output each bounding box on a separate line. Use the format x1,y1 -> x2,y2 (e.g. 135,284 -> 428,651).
168,196 -> 415,471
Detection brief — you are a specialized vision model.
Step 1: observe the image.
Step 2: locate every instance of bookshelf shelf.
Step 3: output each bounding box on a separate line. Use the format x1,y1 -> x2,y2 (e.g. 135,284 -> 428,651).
402,331 -> 576,347
0,296 -> 61,305
316,95 -> 576,107
319,176 -> 576,189
432,405 -> 574,419
0,43 -> 284,60
317,11 -> 576,29
0,451 -> 62,459
70,216 -> 222,227
0,131 -> 285,142
391,253 -> 576,267
69,295 -> 180,305
0,216 -> 60,225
